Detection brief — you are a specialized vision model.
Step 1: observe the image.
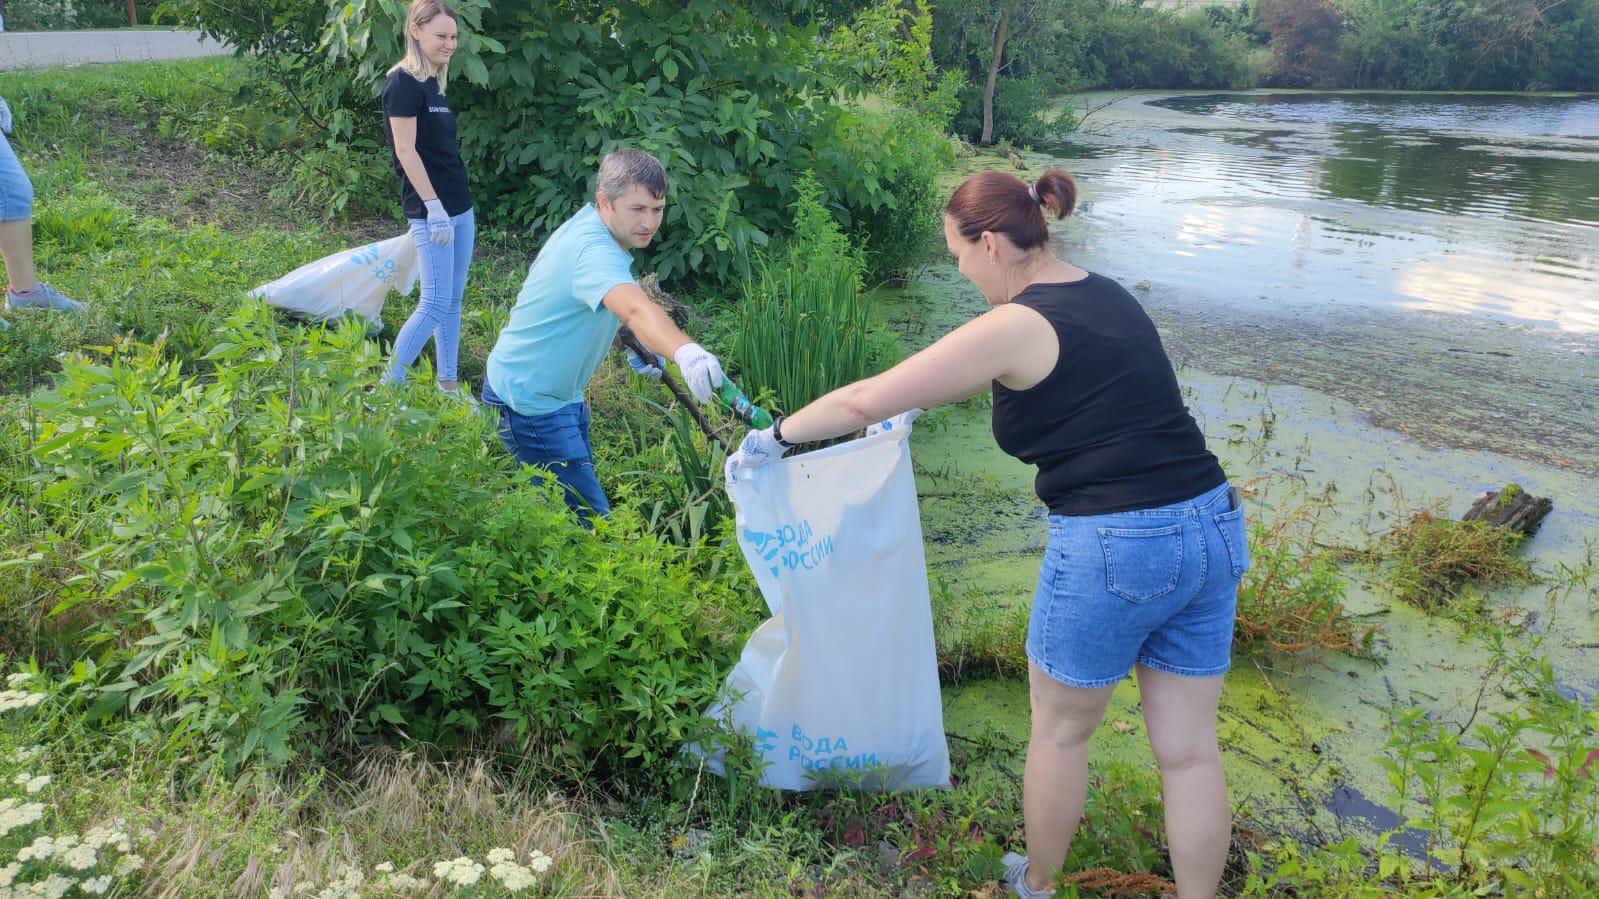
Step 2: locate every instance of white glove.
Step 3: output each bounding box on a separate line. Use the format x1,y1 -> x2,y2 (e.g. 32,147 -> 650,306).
424,198 -> 453,246
625,347 -> 664,380
672,342 -> 725,403
724,426 -> 786,482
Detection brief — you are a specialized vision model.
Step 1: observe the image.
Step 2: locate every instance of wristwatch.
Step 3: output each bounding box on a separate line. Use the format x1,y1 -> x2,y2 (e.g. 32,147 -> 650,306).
772,415 -> 795,448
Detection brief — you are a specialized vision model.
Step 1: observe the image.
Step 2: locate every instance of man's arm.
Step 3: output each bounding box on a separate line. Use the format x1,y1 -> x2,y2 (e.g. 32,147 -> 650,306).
602,282 -> 725,402
601,282 -> 692,357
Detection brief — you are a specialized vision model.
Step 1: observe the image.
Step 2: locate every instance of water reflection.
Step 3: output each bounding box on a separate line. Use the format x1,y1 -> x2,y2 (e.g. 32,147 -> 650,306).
1051,93 -> 1599,333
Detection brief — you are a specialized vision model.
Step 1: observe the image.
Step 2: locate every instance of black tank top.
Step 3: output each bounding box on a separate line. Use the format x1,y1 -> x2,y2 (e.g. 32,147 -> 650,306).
991,274 -> 1225,516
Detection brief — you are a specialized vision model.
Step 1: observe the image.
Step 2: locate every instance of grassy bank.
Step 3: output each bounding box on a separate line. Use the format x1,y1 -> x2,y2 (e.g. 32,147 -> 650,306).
1,58 -> 1594,897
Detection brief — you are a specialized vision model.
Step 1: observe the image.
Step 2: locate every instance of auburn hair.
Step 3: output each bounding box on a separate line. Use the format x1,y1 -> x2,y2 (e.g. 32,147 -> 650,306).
945,169 -> 1077,251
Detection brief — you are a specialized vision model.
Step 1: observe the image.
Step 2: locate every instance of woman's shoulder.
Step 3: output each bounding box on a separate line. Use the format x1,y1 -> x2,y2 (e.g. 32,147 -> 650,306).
382,67 -> 428,94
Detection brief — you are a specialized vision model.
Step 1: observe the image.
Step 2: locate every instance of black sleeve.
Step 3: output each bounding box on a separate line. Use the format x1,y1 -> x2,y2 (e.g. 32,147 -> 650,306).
381,72 -> 425,119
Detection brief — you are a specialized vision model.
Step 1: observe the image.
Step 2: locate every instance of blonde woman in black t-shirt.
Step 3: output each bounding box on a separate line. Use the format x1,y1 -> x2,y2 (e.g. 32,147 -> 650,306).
726,170 -> 1245,899
380,0 -> 475,396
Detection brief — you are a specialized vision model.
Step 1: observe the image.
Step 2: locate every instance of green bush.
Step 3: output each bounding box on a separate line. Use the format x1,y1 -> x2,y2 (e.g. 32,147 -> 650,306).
6,305 -> 752,781
4,0 -> 127,30
1075,3 -> 1259,89
160,0 -> 962,288
951,76 -> 1051,147
805,105 -> 954,285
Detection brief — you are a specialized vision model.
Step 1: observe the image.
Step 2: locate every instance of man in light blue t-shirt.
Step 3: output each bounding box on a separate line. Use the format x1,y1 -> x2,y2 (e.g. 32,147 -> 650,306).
482,149 -> 725,523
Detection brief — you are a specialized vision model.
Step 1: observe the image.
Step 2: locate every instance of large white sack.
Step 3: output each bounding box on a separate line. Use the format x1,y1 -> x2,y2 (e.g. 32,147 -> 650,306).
251,234 -> 419,328
709,411 -> 950,791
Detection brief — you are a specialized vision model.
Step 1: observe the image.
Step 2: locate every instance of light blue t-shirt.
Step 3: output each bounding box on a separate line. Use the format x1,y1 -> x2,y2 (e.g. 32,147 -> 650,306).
486,204 -> 637,416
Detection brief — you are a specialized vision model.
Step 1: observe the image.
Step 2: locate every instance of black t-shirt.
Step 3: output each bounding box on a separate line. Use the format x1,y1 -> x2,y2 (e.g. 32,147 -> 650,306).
381,69 -> 473,219
990,274 -> 1226,516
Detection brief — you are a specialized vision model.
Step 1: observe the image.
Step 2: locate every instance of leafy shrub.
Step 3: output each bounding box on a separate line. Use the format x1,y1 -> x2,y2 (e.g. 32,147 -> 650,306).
4,0 -> 127,30
951,76 -> 1051,147
1080,6 -> 1260,89
9,306 -> 752,781
1257,0 -> 1346,88
163,0 -> 962,287
805,105 -> 954,285
1379,647 -> 1599,892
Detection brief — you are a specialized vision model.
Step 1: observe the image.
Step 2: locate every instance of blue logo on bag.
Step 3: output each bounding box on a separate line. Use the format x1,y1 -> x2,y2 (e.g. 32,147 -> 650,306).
742,519 -> 836,578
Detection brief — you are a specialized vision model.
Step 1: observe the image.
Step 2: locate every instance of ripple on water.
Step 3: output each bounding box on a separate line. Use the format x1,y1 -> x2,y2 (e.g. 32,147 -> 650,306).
1037,92 -> 1599,333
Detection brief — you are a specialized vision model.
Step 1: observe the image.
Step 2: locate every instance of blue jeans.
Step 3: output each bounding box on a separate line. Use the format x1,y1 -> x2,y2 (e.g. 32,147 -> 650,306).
1026,481 -> 1248,688
480,380 -> 611,524
385,207 -> 475,385
0,132 -> 34,223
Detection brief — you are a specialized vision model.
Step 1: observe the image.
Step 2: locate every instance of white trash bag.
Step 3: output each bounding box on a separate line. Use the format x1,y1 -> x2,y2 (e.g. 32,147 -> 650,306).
250,234 -> 420,329
708,410 -> 950,791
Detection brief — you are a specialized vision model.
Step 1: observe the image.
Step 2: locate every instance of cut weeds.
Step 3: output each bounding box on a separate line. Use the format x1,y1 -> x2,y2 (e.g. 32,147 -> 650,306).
1380,512 -> 1538,613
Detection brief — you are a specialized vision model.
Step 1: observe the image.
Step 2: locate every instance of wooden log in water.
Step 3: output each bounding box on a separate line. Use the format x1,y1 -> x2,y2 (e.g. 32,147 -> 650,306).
1461,484 -> 1552,536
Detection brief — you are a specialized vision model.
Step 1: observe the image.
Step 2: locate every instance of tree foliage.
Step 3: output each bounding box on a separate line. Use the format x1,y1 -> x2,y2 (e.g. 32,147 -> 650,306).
157,0 -> 952,287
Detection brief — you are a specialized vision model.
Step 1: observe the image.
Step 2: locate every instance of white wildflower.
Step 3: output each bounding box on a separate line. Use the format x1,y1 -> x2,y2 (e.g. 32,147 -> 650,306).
0,863 -> 18,887
16,835 -> 55,862
82,825 -> 128,850
373,862 -> 393,874
5,673 -> 32,688
0,799 -> 45,837
32,874 -> 75,899
384,872 -> 425,891
60,842 -> 99,871
113,854 -> 145,876
529,849 -> 553,874
489,861 -> 537,891
432,856 -> 483,886
9,746 -> 41,763
22,776 -> 49,795
79,876 -> 113,896
0,690 -> 46,712
486,847 -> 515,865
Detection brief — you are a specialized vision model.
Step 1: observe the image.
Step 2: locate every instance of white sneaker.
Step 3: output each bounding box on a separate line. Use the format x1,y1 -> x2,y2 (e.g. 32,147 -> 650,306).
1002,852 -> 1055,899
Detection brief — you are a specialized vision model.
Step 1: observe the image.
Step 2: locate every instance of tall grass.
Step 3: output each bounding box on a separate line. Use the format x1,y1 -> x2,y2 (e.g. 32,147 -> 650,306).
731,174 -> 874,418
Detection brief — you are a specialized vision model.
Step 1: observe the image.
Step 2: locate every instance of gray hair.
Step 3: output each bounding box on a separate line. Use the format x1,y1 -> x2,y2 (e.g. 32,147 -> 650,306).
596,150 -> 668,200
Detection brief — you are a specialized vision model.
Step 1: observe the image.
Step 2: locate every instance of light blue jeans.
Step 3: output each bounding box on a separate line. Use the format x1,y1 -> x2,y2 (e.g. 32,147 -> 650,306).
0,132 -> 34,222
384,207 -> 475,385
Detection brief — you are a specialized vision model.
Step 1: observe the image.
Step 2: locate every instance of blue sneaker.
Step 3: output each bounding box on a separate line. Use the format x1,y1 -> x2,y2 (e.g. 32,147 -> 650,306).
5,283 -> 84,313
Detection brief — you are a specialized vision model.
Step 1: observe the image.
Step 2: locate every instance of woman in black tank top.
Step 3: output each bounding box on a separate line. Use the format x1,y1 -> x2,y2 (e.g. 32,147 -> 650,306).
725,169 -> 1243,899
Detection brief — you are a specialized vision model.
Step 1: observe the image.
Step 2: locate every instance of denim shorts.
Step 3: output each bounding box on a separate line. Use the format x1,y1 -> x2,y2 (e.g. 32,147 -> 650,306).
1026,481 -> 1249,688
0,132 -> 34,222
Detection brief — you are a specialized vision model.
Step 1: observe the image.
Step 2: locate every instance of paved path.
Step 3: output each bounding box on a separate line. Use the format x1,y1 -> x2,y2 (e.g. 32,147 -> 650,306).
0,29 -> 227,71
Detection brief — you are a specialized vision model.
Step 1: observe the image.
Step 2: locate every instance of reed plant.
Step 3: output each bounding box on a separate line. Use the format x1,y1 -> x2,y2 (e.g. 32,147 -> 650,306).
731,174 -> 874,418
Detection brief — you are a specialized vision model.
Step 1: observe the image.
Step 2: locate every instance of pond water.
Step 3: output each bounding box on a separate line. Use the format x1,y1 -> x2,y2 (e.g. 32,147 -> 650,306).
895,92 -> 1599,847
1041,92 -> 1599,333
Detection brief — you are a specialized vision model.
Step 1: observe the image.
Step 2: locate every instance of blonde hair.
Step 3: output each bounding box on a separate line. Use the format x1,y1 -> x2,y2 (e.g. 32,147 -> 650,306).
388,0 -> 457,93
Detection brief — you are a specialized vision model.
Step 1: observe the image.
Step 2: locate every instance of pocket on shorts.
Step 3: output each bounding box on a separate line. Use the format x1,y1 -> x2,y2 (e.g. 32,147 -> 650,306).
1097,524 -> 1183,605
1212,506 -> 1251,578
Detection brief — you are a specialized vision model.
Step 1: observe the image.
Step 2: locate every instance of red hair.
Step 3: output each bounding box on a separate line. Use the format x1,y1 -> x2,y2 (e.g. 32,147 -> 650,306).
945,169 -> 1077,251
